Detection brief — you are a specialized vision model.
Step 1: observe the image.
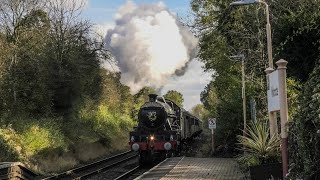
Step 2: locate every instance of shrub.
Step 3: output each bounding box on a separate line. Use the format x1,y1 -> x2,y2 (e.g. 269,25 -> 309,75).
20,120 -> 66,156
0,126 -> 20,161
237,121 -> 281,167
0,117 -> 66,161
79,103 -> 136,143
288,60 -> 320,179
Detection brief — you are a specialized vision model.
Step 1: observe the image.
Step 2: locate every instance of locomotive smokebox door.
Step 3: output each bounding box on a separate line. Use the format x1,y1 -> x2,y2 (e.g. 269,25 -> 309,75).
139,106 -> 166,130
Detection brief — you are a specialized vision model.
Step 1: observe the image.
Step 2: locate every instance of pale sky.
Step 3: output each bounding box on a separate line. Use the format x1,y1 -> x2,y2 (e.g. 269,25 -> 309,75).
81,0 -> 212,110
82,0 -> 191,23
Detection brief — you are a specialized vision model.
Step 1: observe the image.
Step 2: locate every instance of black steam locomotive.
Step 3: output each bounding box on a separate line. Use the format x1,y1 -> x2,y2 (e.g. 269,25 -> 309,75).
129,94 -> 202,164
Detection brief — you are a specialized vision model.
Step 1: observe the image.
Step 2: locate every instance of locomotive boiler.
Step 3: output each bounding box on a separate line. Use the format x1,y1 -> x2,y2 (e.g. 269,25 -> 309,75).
128,94 -> 202,164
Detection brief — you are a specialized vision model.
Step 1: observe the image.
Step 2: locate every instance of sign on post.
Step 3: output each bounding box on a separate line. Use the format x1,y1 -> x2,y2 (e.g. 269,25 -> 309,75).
208,118 -> 216,152
267,70 -> 280,112
208,118 -> 216,129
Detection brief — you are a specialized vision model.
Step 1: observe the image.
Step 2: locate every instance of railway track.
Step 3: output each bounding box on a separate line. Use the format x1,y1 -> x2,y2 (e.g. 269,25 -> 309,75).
42,151 -> 138,180
113,165 -> 154,180
87,158 -> 157,180
99,162 -> 162,180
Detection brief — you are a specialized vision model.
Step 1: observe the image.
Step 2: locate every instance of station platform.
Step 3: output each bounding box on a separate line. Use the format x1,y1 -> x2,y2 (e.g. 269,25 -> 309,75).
135,157 -> 246,180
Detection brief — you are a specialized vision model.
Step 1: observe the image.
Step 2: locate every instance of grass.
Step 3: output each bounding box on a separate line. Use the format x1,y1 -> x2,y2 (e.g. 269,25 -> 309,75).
0,104 -> 135,175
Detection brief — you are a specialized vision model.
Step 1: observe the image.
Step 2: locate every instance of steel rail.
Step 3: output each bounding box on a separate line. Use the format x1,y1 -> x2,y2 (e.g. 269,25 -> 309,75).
75,154 -> 138,179
113,166 -> 140,180
42,151 -> 134,180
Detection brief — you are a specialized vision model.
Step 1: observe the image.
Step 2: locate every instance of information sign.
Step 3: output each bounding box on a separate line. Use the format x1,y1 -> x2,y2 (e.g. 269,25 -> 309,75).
208,118 -> 216,129
267,70 -> 280,112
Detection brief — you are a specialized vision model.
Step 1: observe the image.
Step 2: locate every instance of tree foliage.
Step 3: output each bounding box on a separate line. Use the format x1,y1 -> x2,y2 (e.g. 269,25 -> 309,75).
289,60 -> 320,178
272,0 -> 320,82
0,0 -> 105,117
163,90 -> 184,108
191,0 -> 310,154
98,71 -> 133,115
191,0 -> 319,177
200,81 -> 218,116
191,104 -> 209,120
191,0 -> 270,151
0,0 -> 136,171
44,0 -> 105,116
0,1 -> 52,116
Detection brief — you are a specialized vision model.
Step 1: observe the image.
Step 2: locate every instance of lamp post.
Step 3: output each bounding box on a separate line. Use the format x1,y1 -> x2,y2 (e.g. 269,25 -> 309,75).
230,0 -> 277,138
230,0 -> 276,137
230,0 -> 289,178
230,54 -> 246,136
230,0 -> 273,69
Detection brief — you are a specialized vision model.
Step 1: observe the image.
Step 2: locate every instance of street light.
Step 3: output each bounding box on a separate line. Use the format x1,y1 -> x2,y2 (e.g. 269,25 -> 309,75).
230,0 -> 259,6
230,0 -> 273,69
230,1 -> 290,178
229,54 -> 247,136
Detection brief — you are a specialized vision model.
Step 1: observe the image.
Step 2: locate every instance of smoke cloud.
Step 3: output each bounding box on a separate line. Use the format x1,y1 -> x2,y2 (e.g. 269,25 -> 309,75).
105,1 -> 198,93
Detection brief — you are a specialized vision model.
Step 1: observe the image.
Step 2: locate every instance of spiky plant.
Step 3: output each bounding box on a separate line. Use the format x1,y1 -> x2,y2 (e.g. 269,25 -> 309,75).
237,121 -> 281,166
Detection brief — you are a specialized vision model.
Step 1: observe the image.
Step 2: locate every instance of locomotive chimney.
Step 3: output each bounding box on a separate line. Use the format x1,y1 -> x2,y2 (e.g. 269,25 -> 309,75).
148,94 -> 158,102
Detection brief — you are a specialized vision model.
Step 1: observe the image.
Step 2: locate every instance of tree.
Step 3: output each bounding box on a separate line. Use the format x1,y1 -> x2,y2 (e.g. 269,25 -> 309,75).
0,1 -> 53,116
289,60 -> 320,179
191,104 -> 209,120
0,0 -> 111,118
200,81 -> 218,117
191,0 -> 269,151
272,0 -> 320,82
44,0 -> 105,116
190,0 -> 315,154
163,90 -> 184,107
191,0 -> 320,83
0,0 -> 136,171
99,71 -> 133,115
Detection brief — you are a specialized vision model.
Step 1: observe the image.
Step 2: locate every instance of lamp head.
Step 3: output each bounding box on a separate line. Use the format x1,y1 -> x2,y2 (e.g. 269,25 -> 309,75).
230,0 -> 260,6
229,54 -> 245,59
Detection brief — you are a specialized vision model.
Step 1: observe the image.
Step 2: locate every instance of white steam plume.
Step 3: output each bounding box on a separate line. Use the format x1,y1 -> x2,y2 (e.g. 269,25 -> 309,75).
105,1 -> 198,93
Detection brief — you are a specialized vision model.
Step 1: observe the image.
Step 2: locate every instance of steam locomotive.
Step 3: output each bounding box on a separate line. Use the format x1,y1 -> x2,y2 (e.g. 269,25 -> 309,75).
129,94 -> 202,164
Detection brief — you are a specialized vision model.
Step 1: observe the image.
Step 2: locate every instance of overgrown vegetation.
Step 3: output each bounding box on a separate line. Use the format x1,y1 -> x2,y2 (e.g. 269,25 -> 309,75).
163,90 -> 184,107
288,60 -> 320,179
0,0 -> 187,173
1,0 -> 320,178
0,0 -> 153,175
190,0 -> 318,178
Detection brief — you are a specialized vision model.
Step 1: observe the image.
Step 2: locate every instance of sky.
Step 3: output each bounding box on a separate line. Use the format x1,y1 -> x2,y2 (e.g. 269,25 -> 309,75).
81,0 -> 212,110
82,0 -> 191,24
